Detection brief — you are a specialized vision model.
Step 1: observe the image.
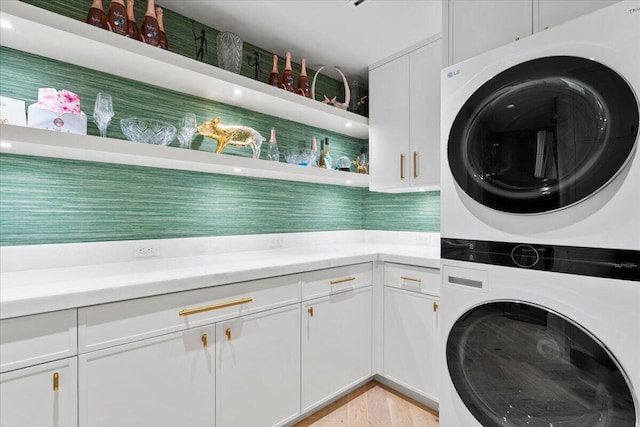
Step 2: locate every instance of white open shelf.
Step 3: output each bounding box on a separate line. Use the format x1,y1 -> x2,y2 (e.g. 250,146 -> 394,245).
0,124 -> 370,187
0,1 -> 370,187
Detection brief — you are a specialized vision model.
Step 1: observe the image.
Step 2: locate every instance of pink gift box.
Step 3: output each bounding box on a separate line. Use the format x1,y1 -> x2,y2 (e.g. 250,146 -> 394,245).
27,88 -> 87,134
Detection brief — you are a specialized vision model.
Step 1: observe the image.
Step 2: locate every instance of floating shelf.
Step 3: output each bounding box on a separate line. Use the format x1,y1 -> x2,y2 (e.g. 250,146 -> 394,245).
0,1 -> 369,139
0,124 -> 370,187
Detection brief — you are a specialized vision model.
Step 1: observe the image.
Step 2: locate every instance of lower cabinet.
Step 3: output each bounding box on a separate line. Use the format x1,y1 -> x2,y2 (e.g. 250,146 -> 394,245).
383,285 -> 440,401
0,357 -> 78,427
78,325 -> 214,427
215,304 -> 300,427
301,286 -> 373,413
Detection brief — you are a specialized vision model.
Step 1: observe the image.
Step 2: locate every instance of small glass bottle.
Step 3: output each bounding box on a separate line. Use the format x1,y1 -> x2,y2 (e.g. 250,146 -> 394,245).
155,6 -> 168,50
107,0 -> 128,36
266,127 -> 280,162
281,51 -> 294,92
86,0 -> 108,29
268,55 -> 280,87
141,0 -> 160,47
296,58 -> 309,97
125,0 -> 140,40
323,137 -> 332,170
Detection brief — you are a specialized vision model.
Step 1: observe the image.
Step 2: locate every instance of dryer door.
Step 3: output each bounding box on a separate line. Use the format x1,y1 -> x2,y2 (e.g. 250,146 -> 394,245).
448,56 -> 639,214
446,301 -> 636,426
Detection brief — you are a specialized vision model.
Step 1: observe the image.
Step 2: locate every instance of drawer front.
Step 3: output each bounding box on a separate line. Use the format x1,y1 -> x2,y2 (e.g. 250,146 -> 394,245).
384,263 -> 440,296
79,274 -> 300,353
301,263 -> 372,300
0,310 -> 77,374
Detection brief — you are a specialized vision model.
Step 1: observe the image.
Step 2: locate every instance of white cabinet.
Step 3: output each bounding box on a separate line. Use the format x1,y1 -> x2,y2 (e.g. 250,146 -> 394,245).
369,37 -> 441,193
301,286 -> 372,413
444,0 -> 620,65
383,286 -> 440,402
216,304 -> 300,427
1,357 -> 78,427
78,325 -> 214,427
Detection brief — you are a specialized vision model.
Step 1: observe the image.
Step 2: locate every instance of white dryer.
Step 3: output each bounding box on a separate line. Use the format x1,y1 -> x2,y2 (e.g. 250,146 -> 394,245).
440,0 -> 640,250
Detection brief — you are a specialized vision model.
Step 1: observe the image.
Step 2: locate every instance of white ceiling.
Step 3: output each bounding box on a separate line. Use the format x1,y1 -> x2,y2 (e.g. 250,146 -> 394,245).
157,1 -> 443,84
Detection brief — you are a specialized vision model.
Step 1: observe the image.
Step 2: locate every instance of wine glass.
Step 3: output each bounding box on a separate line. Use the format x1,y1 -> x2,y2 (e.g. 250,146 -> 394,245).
93,93 -> 114,137
177,113 -> 197,149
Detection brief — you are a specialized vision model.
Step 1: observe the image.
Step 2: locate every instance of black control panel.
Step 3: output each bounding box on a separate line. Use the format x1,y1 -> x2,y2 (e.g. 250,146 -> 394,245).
441,238 -> 640,282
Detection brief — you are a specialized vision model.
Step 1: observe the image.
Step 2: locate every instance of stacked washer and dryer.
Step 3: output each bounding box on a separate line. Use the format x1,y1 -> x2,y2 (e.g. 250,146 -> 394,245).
439,1 -> 639,426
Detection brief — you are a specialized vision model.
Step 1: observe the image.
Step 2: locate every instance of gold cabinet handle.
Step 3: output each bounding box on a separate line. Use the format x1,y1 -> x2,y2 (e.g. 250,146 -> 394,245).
413,151 -> 418,179
308,307 -> 314,317
225,328 -> 232,341
400,154 -> 405,180
330,276 -> 356,285
179,297 -> 253,316
515,36 -> 520,41
400,276 -> 421,283
544,26 -> 549,30
53,372 -> 59,391
201,333 -> 208,347
433,302 -> 439,312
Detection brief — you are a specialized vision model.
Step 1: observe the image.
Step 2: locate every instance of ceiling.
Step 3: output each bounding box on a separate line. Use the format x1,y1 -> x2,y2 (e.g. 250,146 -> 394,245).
157,1 -> 443,84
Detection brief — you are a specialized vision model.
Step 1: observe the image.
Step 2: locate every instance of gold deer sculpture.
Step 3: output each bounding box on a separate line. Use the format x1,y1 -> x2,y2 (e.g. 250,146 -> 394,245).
197,117 -> 264,159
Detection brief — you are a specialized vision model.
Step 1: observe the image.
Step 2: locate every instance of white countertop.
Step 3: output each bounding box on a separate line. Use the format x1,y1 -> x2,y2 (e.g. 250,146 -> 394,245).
0,235 -> 440,320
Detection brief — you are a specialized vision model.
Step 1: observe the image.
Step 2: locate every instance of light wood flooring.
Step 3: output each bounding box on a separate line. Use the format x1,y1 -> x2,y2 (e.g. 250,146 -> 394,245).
294,381 -> 439,427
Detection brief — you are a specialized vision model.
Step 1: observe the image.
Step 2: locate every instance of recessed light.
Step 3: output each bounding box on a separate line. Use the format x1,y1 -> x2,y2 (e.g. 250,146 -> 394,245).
233,167 -> 242,173
346,180 -> 353,184
0,19 -> 13,29
419,188 -> 426,192
345,122 -> 353,128
233,88 -> 242,96
0,142 -> 13,148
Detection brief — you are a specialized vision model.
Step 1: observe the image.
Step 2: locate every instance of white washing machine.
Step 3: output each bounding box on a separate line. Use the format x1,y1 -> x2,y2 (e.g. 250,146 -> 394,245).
439,2 -> 640,426
440,0 -> 640,250
439,258 -> 639,427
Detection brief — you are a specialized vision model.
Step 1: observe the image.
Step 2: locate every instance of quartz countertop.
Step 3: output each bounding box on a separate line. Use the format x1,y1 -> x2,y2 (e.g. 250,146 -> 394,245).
0,241 -> 440,320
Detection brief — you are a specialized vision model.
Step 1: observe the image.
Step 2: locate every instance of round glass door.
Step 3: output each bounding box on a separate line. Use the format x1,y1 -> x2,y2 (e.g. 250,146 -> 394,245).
447,301 -> 636,426
448,56 -> 639,214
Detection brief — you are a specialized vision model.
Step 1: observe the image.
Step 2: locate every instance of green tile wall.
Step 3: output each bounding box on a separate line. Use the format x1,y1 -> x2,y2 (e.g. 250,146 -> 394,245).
0,1 -> 440,246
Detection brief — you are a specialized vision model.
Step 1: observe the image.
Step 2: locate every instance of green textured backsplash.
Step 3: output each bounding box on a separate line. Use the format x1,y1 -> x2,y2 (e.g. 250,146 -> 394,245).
0,154 -> 439,246
18,0 -> 347,105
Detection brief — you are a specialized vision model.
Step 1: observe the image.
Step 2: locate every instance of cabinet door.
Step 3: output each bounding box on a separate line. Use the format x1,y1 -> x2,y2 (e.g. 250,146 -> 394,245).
79,326 -> 214,427
536,0 -> 619,32
216,305 -> 300,427
383,286 -> 439,401
1,357 -> 77,427
449,0 -> 532,64
409,39 -> 441,190
301,287 -> 372,413
369,55 -> 410,191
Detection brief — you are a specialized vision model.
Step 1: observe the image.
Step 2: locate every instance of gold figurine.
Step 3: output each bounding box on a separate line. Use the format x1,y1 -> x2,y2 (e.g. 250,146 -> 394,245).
197,117 -> 264,159
352,156 -> 369,174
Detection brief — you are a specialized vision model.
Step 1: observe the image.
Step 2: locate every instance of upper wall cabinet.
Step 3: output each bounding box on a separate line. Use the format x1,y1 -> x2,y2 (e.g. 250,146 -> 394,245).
368,36 -> 442,193
443,0 -> 620,66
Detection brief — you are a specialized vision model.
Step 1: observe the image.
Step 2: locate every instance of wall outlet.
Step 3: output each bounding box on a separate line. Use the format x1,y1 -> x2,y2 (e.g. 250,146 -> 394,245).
416,235 -> 431,245
269,237 -> 284,248
134,244 -> 159,258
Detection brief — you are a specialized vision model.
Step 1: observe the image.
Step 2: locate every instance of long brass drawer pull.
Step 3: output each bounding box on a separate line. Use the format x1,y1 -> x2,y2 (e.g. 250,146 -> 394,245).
53,372 -> 59,391
179,297 -> 253,316
400,276 -> 421,283
413,151 -> 418,179
400,154 -> 405,180
330,277 -> 356,286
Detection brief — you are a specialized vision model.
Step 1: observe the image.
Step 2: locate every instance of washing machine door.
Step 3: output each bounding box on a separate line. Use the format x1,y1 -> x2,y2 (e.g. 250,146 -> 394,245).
447,301 -> 636,426
448,56 -> 639,214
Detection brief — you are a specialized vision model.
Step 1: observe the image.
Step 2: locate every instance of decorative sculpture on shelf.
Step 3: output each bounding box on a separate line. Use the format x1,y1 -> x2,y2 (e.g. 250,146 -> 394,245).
352,156 -> 369,174
192,20 -> 208,62
310,66 -> 351,110
196,117 -> 263,159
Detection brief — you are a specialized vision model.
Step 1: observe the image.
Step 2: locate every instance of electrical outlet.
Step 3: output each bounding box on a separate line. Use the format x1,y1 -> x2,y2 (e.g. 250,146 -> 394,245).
269,237 -> 284,248
134,244 -> 159,258
416,235 -> 431,245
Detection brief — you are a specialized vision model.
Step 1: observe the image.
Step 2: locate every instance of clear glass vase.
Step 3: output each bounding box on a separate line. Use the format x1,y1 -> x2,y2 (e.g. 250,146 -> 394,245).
216,31 -> 243,74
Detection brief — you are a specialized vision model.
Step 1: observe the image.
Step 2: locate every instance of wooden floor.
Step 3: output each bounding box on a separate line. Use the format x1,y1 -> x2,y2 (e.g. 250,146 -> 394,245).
294,381 -> 439,427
